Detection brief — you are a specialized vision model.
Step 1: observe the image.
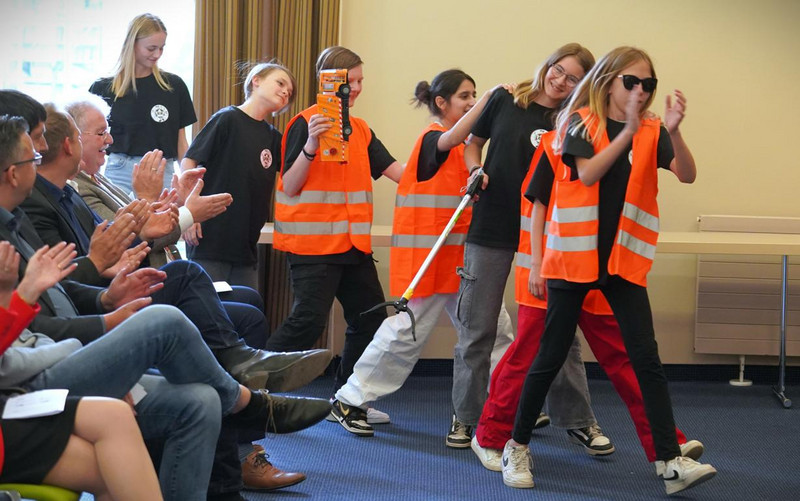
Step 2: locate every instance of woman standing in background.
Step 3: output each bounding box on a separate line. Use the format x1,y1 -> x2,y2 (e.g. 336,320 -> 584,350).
90,13 -> 196,195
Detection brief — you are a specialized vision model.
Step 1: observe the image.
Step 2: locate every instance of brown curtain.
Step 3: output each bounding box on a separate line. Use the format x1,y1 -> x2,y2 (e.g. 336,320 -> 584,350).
193,0 -> 273,136
193,0 -> 340,342
266,0 -> 340,341
271,0 -> 340,132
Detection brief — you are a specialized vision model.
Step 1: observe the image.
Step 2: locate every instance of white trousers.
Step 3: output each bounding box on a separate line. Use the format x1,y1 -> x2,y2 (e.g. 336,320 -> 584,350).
335,292 -> 514,408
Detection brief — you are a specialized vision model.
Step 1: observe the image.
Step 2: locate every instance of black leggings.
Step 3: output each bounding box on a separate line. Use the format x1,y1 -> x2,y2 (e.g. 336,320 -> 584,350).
511,277 -> 681,461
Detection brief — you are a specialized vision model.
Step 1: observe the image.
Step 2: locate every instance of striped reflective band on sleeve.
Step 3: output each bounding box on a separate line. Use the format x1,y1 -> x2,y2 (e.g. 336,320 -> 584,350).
390,232 -> 467,248
616,230 -> 656,260
621,202 -> 659,233
395,193 -> 463,209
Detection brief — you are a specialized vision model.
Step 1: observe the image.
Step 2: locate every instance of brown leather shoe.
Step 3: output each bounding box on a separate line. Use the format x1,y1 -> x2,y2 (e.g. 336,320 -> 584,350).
242,445 -> 306,491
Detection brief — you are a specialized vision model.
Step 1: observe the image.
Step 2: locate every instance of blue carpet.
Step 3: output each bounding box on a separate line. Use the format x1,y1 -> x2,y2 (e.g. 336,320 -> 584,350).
243,376 -> 799,501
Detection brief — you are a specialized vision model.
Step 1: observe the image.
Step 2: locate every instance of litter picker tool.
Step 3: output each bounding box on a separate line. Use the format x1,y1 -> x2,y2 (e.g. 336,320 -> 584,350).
361,169 -> 485,341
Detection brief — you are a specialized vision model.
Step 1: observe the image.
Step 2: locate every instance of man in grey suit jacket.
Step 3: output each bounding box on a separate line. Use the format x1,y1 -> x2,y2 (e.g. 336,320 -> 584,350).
68,97 -> 233,268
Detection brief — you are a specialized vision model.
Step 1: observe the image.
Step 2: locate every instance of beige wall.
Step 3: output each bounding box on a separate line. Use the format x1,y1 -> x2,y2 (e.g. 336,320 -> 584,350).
335,0 -> 800,365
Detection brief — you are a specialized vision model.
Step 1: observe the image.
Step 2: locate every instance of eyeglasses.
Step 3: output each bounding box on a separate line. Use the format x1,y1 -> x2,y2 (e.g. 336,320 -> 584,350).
550,64 -> 581,88
4,151 -> 42,171
617,75 -> 658,93
83,128 -> 111,139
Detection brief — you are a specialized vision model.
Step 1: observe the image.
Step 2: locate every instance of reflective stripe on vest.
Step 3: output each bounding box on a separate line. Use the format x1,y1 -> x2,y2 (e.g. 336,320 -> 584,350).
540,107 -> 661,286
517,130 -> 612,314
389,122 -> 470,297
274,105 -> 374,255
391,232 -> 466,248
395,193 -> 463,210
275,190 -> 373,206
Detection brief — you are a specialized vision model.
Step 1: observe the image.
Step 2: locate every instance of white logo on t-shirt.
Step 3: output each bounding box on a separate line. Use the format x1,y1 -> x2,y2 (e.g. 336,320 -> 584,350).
260,149 -> 273,169
628,150 -> 633,165
530,129 -> 547,148
151,105 -> 169,123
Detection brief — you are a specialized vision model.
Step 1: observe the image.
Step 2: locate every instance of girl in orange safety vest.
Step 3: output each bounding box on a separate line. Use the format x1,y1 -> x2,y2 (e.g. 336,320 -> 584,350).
473,129 -> 700,474
502,47 -> 717,496
331,70 -> 516,437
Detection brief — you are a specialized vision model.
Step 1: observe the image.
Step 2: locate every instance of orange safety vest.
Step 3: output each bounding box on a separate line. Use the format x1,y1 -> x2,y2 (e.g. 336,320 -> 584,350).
515,130 -> 612,315
274,105 -> 374,255
389,123 -> 470,297
540,107 -> 661,287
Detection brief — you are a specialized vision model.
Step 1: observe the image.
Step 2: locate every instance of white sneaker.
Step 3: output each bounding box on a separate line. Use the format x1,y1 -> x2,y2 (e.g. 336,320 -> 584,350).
680,439 -> 704,460
366,407 -> 390,424
663,456 -> 717,495
566,424 -> 615,456
501,440 -> 534,489
655,440 -> 706,476
471,436 -> 502,472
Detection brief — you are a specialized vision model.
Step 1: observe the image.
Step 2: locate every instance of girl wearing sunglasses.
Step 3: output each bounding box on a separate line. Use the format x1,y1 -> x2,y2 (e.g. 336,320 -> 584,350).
503,46 -> 716,496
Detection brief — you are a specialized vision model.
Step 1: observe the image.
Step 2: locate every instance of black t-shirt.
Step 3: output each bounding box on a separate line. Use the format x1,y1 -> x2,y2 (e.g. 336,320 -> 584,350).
468,90 -> 555,249
416,130 -> 450,182
89,72 -> 197,158
184,106 -> 282,265
282,113 -> 397,264
550,115 -> 675,286
525,153 -> 554,206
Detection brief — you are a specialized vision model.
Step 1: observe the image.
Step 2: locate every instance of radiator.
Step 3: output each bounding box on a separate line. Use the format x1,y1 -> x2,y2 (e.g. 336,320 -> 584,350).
694,215 -> 799,356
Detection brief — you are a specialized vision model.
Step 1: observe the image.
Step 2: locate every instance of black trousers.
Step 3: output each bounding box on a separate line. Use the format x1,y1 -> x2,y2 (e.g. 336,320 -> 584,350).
265,254 -> 387,390
512,276 -> 681,461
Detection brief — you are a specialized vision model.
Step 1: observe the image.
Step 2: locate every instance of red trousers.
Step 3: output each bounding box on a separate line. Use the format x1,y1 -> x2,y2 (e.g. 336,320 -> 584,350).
475,304 -> 686,462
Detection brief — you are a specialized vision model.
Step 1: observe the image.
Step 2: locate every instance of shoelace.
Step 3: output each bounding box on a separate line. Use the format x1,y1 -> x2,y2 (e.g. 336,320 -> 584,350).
263,390 -> 277,435
585,424 -> 603,439
451,420 -> 471,437
252,451 -> 273,471
509,447 -> 530,471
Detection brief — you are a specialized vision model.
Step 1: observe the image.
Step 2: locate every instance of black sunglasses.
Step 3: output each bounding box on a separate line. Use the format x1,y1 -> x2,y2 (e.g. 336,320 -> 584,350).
618,75 -> 658,93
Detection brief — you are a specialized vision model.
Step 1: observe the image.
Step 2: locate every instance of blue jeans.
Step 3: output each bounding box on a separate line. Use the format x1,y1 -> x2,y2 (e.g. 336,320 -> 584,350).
192,258 -> 259,291
155,260 -> 258,350
25,305 -> 242,501
104,152 -> 176,198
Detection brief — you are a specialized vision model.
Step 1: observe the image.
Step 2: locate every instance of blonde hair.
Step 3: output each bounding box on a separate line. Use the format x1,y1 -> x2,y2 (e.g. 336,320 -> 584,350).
513,43 -> 595,110
240,60 -> 297,113
111,13 -> 172,99
554,46 -> 657,150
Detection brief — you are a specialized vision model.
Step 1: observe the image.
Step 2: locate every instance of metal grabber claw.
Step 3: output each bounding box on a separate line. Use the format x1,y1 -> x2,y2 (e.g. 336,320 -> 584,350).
360,169 -> 484,343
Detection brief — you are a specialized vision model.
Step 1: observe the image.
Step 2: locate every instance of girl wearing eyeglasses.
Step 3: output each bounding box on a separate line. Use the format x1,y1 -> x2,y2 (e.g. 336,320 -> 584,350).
503,46 -> 716,496
451,43 -> 606,450
90,13 -> 196,196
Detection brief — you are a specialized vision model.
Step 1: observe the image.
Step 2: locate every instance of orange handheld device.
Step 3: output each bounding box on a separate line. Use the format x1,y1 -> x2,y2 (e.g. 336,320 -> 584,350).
317,69 -> 352,162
